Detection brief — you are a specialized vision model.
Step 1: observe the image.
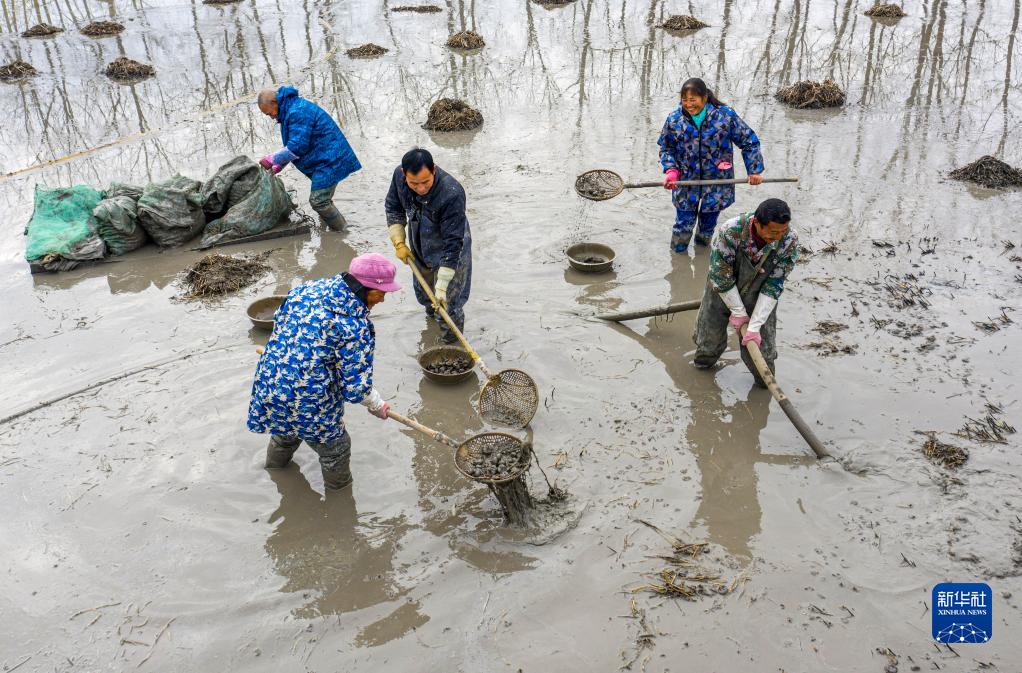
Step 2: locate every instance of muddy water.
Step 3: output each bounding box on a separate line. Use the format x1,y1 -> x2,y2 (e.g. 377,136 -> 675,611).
2,0 -> 1021,670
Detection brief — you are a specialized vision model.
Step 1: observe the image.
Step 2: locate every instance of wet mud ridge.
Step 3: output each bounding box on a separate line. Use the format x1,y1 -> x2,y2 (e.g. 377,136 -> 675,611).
775,79 -> 846,108
346,43 -> 389,58
949,155 -> 1022,189
864,3 -> 907,17
105,58 -> 156,82
659,15 -> 709,31
21,22 -> 63,37
81,21 -> 125,37
423,98 -> 483,131
446,30 -> 485,49
179,252 -> 271,299
392,4 -> 442,12
0,60 -> 38,81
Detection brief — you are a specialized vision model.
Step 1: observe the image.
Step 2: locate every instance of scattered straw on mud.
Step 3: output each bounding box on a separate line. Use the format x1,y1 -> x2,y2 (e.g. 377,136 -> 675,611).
446,30 -> 485,49
919,433 -> 969,469
659,15 -> 708,30
954,404 -> 1016,444
81,21 -> 124,37
949,155 -> 1022,189
346,43 -> 389,58
881,274 -> 931,309
865,3 -> 907,17
807,339 -> 857,356
632,521 -> 732,600
775,79 -> 845,109
812,320 -> 848,335
21,23 -> 63,37
104,57 -> 155,81
422,98 -> 483,131
393,4 -> 441,12
0,60 -> 38,81
181,253 -> 271,299
973,309 -> 1013,333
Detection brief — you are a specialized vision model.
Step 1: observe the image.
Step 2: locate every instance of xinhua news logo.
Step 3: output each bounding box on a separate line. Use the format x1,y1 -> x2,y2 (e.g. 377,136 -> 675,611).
932,582 -> 992,644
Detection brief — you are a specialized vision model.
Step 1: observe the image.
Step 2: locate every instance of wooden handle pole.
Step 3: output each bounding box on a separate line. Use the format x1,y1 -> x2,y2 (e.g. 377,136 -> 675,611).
624,176 -> 800,189
738,325 -> 831,460
596,299 -> 702,322
405,259 -> 495,378
387,410 -> 460,449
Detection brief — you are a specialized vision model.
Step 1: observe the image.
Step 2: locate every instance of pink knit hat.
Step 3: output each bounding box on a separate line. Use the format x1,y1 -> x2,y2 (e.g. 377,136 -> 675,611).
348,253 -> 402,292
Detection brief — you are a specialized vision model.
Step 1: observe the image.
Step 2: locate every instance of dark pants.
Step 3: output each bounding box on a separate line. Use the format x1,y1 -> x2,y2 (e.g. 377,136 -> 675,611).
412,262 -> 469,342
269,430 -> 351,473
692,242 -> 779,386
672,210 -> 721,252
309,184 -> 344,230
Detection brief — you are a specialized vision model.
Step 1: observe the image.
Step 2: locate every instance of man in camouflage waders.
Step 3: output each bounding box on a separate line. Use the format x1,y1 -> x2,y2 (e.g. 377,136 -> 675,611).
693,198 -> 799,386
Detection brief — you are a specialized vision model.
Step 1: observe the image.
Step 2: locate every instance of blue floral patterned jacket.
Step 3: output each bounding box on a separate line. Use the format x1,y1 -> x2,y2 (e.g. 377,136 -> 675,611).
657,102 -> 764,213
247,275 -> 374,443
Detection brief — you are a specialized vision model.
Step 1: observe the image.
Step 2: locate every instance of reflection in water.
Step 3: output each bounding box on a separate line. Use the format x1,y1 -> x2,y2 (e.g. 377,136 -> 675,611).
264,465 -> 408,618
403,345 -> 538,572
585,252 -> 805,558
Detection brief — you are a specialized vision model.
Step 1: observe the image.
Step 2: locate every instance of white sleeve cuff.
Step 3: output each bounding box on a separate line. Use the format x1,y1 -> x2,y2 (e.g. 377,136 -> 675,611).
360,388 -> 385,411
719,286 -> 748,317
748,294 -> 778,332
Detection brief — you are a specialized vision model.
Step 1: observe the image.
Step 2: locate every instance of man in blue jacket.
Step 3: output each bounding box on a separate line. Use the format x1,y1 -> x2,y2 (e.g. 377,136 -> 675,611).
257,86 -> 361,230
385,148 -> 472,343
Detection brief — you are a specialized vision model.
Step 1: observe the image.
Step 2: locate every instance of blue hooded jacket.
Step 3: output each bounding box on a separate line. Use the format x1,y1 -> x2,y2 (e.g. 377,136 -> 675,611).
276,86 -> 362,191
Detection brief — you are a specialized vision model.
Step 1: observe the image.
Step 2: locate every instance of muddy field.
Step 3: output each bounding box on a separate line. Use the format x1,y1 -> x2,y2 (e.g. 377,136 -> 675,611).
1,0 -> 1021,671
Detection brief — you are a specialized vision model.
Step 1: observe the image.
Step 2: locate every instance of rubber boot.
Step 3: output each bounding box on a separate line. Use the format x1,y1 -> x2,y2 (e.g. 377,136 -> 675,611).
322,455 -> 353,490
265,437 -> 298,469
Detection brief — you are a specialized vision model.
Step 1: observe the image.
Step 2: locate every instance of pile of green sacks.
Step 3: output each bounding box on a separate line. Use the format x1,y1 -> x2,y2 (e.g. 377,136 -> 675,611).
25,156 -> 295,272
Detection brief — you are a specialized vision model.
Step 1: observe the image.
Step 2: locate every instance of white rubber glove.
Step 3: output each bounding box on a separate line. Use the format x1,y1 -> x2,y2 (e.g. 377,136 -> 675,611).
434,266 -> 456,309
360,388 -> 389,419
747,294 -> 778,334
388,224 -> 412,264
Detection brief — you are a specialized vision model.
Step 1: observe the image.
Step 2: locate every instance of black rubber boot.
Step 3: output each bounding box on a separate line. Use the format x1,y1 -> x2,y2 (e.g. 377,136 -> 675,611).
265,437 -> 299,469
321,455 -> 353,490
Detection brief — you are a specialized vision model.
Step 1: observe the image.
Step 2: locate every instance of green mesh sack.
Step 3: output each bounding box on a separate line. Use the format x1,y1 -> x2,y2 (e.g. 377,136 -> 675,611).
24,185 -> 104,261
94,183 -> 148,256
199,156 -> 295,248
137,174 -> 206,247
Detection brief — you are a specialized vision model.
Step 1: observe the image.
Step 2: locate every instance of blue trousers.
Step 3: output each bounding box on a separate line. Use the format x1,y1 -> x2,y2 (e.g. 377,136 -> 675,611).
672,210 -> 721,252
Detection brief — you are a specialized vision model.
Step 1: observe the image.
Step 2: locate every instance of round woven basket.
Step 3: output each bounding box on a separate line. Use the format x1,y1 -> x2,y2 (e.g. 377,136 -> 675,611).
454,433 -> 532,484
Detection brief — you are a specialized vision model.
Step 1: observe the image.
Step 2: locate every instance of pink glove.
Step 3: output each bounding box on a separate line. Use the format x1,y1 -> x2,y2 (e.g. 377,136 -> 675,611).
259,155 -> 274,170
741,330 -> 761,347
728,315 -> 750,332
369,402 -> 389,420
663,168 -> 680,189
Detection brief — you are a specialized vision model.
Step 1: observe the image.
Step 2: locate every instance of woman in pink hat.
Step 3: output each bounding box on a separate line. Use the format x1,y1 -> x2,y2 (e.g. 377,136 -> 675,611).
247,253 -> 401,490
